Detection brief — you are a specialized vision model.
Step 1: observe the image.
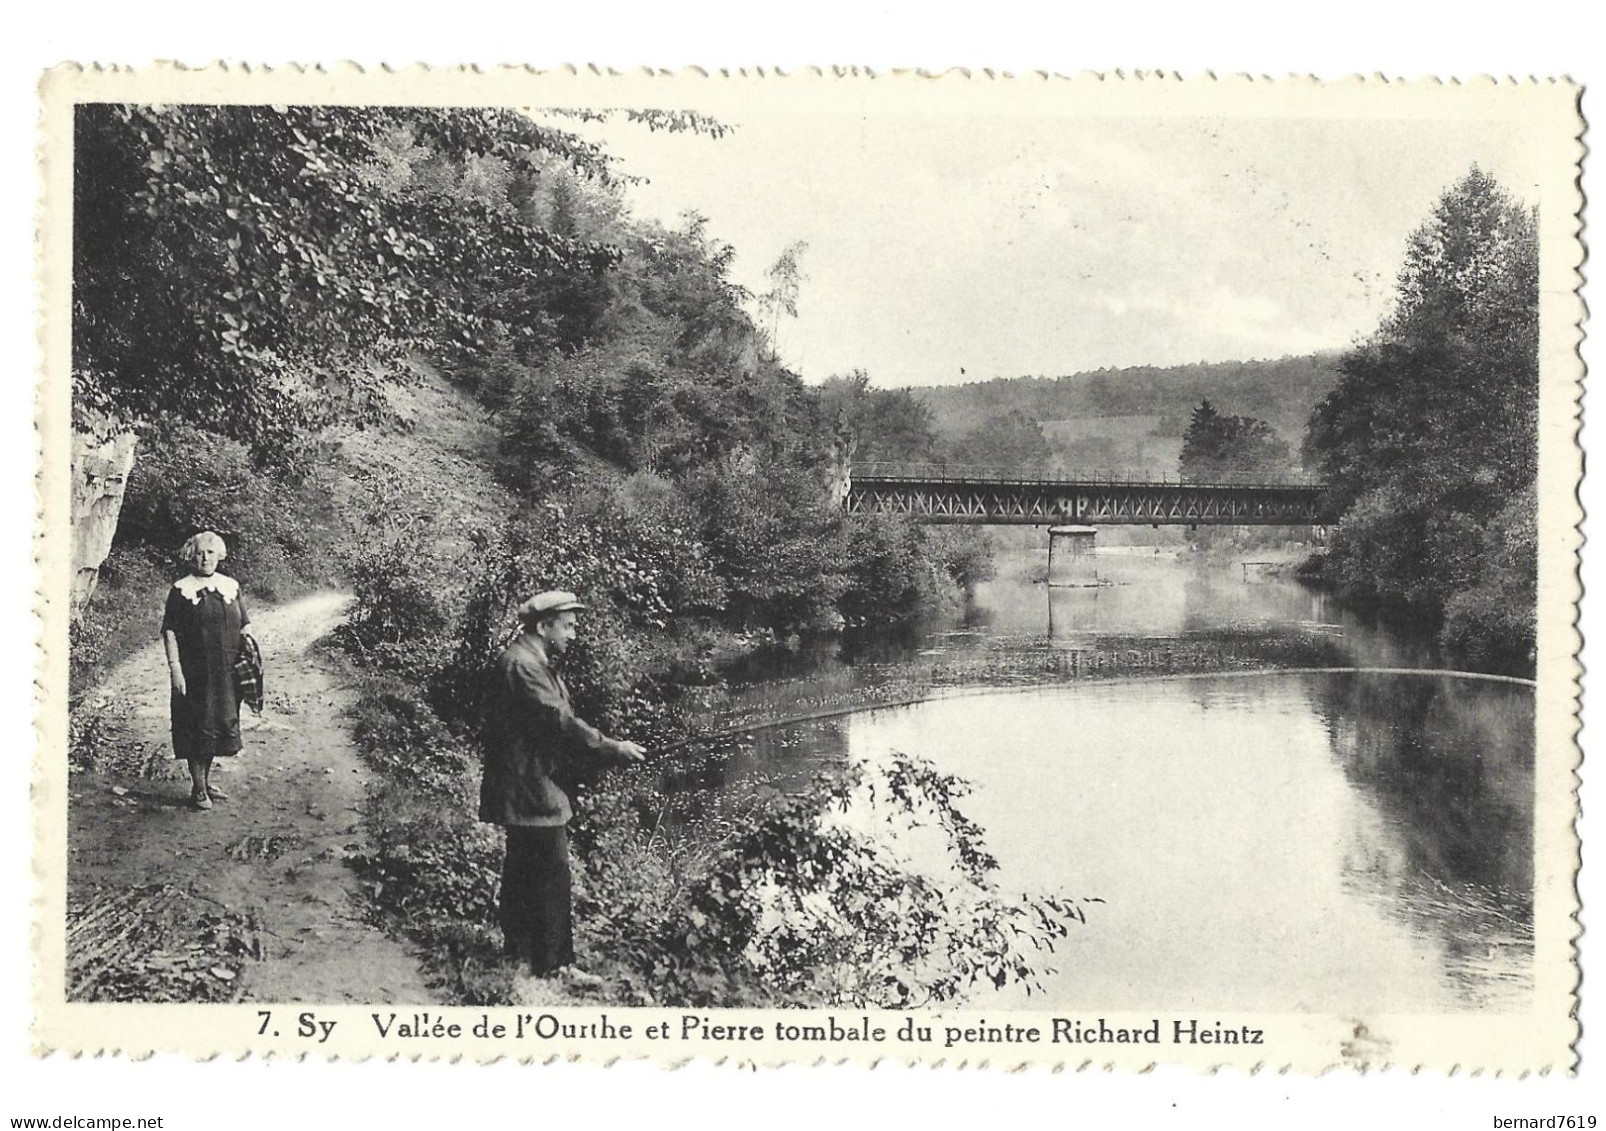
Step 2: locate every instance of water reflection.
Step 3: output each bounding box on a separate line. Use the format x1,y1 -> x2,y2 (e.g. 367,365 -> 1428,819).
1312,673 -> 1534,1009
982,550 -> 1429,667
682,546 -> 1533,1010
714,672 -> 1533,1013
711,551 -> 1432,734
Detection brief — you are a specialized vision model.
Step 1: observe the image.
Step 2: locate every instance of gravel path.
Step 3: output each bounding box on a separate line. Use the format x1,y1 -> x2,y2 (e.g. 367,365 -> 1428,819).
66,589 -> 439,1004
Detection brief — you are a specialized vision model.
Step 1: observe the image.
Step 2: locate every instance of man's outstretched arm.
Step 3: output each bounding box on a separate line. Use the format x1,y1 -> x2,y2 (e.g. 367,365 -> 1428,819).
509,654 -> 646,765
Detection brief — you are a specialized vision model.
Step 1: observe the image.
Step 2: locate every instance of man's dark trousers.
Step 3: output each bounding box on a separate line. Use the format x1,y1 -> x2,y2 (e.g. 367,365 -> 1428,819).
500,825 -> 574,974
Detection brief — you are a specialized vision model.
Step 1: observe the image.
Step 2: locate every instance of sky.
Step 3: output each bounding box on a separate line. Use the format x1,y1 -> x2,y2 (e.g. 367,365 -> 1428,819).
570,109 -> 1543,388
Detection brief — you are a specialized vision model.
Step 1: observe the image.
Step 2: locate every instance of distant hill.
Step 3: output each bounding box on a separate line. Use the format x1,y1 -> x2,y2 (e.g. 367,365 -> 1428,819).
910,352 -> 1344,475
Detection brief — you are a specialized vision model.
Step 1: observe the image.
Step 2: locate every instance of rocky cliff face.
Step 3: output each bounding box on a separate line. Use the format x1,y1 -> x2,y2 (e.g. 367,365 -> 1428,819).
827,434 -> 853,509
70,427 -> 137,624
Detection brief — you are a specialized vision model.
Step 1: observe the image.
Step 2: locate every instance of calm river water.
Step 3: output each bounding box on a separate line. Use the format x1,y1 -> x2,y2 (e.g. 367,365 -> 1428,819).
710,550 -> 1535,1013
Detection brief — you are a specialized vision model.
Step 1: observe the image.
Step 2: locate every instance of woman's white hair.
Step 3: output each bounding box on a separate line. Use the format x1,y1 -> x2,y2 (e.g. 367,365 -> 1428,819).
179,531 -> 228,568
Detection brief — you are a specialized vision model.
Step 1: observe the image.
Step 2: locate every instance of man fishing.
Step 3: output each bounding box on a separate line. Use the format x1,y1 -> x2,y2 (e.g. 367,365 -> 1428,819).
479,591 -> 647,984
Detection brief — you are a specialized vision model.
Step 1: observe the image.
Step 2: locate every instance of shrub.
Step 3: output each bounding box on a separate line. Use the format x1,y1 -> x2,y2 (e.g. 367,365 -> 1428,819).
351,780 -> 506,932
681,457 -> 847,635
923,526 -> 996,592
69,541 -> 170,697
569,473 -> 728,623
837,513 -> 926,624
428,510 -> 683,742
347,669 -> 481,798
117,421 -> 339,600
1439,487 -> 1537,674
837,517 -> 995,628
572,749 -> 1085,1008
337,472 -> 477,684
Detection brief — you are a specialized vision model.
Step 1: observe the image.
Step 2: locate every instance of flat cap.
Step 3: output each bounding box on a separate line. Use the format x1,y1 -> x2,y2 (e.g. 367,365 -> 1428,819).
518,590 -> 588,620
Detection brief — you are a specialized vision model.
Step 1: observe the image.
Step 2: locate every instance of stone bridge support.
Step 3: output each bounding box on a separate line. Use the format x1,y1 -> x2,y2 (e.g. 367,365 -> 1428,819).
1047,525 -> 1098,588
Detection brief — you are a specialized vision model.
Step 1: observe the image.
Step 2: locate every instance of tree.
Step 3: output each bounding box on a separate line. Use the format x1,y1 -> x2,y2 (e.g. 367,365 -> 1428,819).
1179,398 -> 1223,474
951,409 -> 1052,473
1302,167 -> 1539,667
681,457 -> 848,635
1179,399 -> 1293,481
756,240 -> 809,362
73,105 -> 626,449
1306,167 -> 1537,516
69,104 -> 635,618
818,370 -> 941,465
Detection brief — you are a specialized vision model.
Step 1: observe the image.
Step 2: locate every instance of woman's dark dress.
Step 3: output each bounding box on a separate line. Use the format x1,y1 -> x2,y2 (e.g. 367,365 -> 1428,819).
162,578 -> 250,760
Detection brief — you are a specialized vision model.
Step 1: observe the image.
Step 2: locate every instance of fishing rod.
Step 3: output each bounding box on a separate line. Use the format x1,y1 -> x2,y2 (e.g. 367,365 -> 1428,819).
628,689 -> 939,761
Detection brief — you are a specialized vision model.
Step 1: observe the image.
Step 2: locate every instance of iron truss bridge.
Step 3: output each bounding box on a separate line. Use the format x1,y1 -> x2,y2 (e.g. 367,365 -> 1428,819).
843,465 -> 1336,526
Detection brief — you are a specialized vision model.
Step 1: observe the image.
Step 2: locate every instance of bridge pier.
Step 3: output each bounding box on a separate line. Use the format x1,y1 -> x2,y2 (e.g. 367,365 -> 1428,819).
1047,525 -> 1098,587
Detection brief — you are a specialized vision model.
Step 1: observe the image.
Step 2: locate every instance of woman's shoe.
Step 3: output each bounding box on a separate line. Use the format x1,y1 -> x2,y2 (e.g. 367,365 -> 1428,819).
204,783 -> 227,800
191,788 -> 212,811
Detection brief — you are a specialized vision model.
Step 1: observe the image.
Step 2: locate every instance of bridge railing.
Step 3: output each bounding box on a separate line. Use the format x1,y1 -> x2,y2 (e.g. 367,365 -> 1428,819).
848,462 -> 1327,490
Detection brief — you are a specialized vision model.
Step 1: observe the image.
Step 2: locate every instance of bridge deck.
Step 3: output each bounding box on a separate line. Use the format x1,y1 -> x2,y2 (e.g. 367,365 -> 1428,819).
844,468 -> 1333,526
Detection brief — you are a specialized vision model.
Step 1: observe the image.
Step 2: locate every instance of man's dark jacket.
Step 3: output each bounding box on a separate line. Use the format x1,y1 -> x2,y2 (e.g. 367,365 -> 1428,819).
478,633 -> 629,828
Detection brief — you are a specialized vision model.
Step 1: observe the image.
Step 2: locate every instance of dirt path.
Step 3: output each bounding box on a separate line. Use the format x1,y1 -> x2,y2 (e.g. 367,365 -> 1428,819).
67,590 -> 438,1004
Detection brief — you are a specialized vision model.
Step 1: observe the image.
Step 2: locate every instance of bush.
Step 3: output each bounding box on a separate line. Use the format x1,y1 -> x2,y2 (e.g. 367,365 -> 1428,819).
1325,485 -> 1441,611
341,534 -> 461,681
837,513 -> 927,625
923,526 -> 996,592
432,512 -> 683,742
69,541 -> 170,697
354,781 -> 506,927
570,749 -> 1085,1008
681,457 -> 847,635
566,474 -> 729,627
347,669 -> 481,797
117,421 -> 340,600
338,463 -> 712,753
336,471 -> 483,685
1439,487 -> 1537,674
837,517 -> 995,628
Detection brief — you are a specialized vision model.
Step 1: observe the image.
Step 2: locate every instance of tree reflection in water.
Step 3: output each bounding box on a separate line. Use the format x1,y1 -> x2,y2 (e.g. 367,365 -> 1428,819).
1312,672 -> 1533,1007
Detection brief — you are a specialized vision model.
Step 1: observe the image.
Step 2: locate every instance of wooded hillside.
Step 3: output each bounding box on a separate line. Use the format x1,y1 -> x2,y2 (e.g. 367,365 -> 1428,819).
907,353 -> 1342,473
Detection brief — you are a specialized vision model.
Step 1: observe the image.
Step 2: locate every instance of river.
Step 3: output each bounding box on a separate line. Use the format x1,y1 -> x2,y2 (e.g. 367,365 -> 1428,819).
697,548 -> 1535,1013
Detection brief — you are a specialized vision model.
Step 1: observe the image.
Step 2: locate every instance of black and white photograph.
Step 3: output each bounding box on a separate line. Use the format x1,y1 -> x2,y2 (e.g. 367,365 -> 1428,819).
29,65 -> 1583,1089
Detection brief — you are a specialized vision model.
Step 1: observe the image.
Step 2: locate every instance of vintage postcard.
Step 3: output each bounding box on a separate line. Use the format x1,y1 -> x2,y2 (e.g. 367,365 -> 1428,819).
34,66 -> 1584,1073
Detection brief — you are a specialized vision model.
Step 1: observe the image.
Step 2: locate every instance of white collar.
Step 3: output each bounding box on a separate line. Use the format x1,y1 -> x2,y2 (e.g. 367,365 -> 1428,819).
174,573 -> 240,604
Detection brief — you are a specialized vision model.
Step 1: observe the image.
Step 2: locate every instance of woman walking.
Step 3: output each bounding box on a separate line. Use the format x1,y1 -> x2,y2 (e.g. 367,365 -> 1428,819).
162,531 -> 253,811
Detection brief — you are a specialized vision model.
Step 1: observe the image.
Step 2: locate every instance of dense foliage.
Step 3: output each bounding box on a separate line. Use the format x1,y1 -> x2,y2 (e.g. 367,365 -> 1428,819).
818,370 -> 942,464
948,408 -> 1055,474
1303,168 -> 1538,671
1178,400 -> 1294,481
75,104 -> 985,660
70,102 -> 674,676
70,103 -> 702,455
338,478 -> 1048,1008
72,103 -> 1050,1007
